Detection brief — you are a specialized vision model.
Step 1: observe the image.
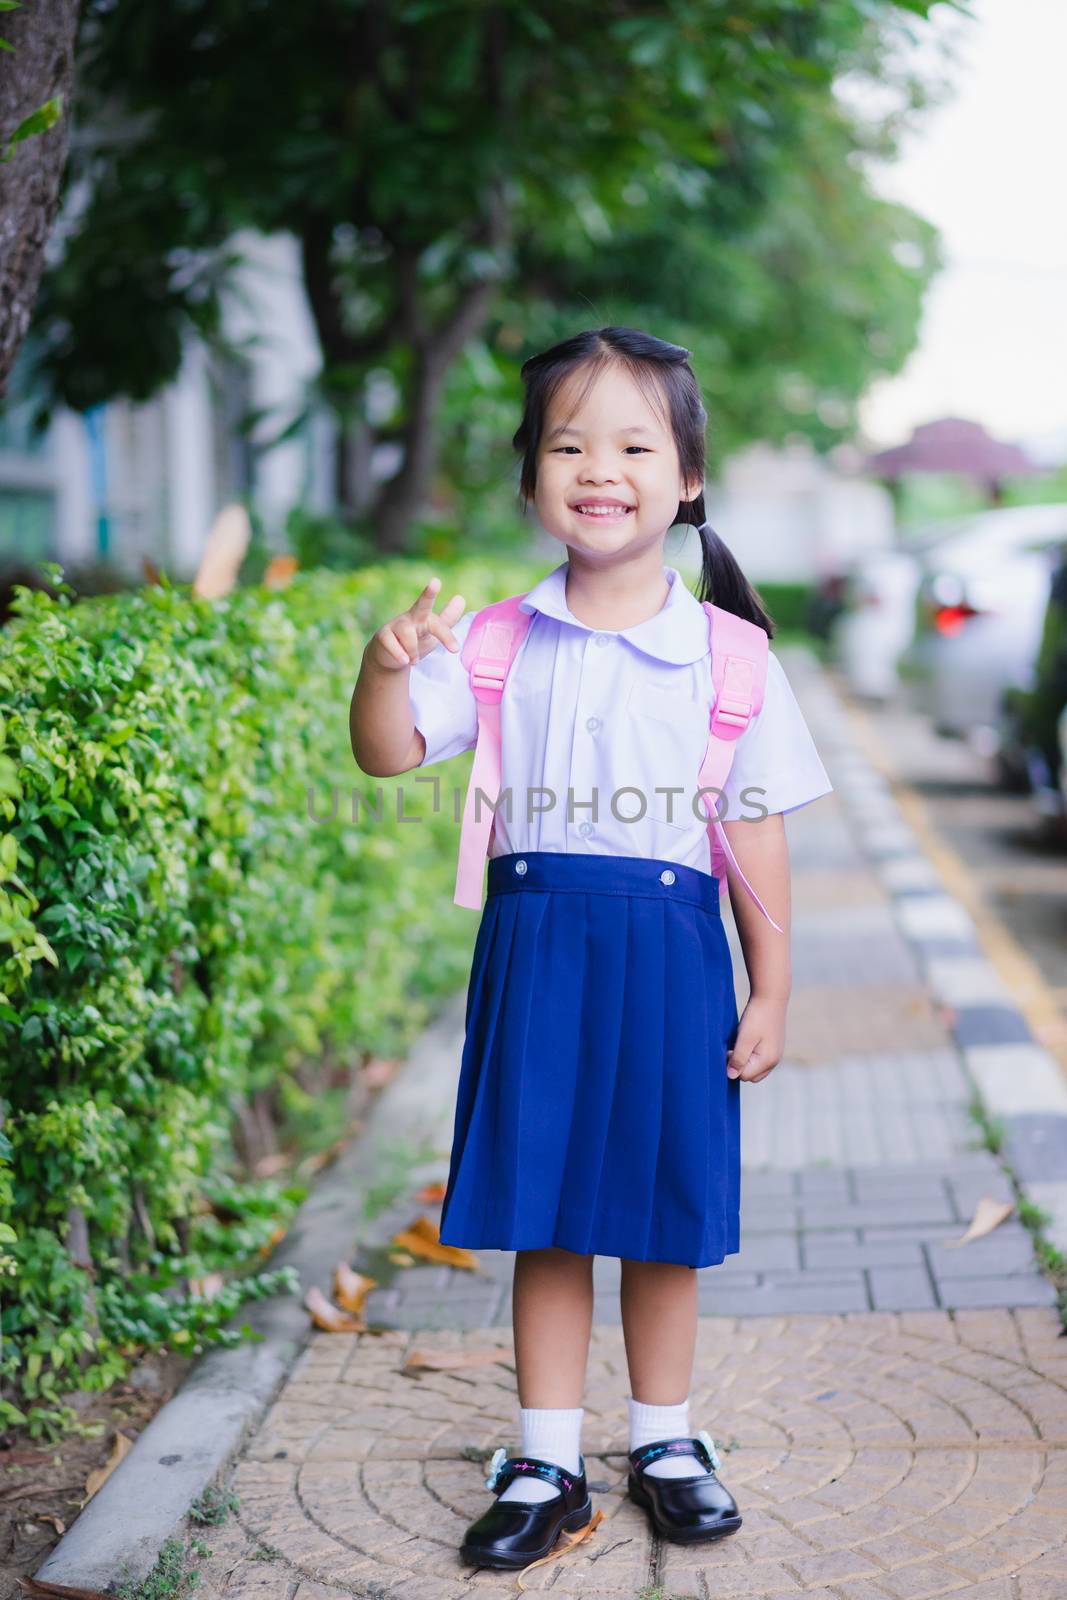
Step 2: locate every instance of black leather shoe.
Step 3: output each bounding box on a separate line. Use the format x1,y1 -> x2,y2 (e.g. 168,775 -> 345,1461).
460,1447 -> 593,1569
627,1431 -> 742,1544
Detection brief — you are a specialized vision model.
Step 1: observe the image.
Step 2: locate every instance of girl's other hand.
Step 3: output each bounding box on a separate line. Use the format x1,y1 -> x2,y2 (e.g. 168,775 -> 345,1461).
369,576 -> 466,671
725,994 -> 786,1084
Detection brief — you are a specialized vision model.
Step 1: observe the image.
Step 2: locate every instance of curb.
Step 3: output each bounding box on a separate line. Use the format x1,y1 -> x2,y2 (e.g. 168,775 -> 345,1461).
32,991 -> 466,1593
807,663 -> 1067,1275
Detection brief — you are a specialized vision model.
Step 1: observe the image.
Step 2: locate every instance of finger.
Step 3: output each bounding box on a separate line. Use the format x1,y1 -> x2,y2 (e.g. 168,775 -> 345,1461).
439,592 -> 466,630
736,1045 -> 766,1083
409,576 -> 442,620
424,612 -> 462,654
392,617 -> 422,664
726,1036 -> 756,1078
379,625 -> 413,668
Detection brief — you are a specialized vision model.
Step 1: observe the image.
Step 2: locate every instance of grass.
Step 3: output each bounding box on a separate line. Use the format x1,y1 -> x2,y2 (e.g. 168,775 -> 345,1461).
965,1093 -> 1067,1330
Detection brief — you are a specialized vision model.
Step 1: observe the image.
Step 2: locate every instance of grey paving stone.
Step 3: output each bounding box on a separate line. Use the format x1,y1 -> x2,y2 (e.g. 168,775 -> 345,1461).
908,935 -> 985,961
804,1238 -> 926,1269
924,1229 -> 1039,1279
952,1005 -> 1034,1047
740,1170 -> 798,1196
1002,1113 -> 1067,1183
703,1282 -> 871,1315
734,1235 -> 803,1271
936,1275 -> 1059,1309
862,1222 -> 965,1243
868,1266 -> 939,1311
800,1197 -> 957,1228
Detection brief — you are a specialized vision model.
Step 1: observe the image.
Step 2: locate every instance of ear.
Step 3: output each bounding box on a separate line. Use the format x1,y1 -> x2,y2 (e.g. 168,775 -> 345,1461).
680,473 -> 703,504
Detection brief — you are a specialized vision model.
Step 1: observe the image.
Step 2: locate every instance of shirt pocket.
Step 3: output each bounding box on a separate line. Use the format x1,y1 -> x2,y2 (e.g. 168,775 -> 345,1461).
625,681 -> 710,830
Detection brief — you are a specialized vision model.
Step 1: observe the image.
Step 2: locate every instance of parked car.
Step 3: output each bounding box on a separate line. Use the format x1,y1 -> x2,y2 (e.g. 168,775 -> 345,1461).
1000,543 -> 1067,819
900,502 -> 1067,759
830,519 -> 978,702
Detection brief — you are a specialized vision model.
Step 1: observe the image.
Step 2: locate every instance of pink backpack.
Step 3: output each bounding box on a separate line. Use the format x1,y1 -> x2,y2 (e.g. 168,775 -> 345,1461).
453,593 -> 784,932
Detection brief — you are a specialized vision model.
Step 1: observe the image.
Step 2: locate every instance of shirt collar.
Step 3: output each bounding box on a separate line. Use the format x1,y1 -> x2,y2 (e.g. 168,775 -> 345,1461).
518,561 -> 710,664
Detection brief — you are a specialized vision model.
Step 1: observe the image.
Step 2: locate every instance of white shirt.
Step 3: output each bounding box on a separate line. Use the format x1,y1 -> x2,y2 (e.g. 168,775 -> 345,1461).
408,561 -> 833,875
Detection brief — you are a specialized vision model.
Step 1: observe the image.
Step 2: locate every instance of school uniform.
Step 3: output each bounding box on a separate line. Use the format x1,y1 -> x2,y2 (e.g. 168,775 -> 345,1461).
407,561 -> 833,1267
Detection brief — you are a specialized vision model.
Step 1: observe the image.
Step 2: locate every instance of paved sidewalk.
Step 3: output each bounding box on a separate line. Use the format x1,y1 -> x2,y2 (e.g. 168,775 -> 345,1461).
159,650 -> 1067,1597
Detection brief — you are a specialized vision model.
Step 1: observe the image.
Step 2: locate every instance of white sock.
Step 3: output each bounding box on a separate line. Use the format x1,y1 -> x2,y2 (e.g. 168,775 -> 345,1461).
496,1406 -> 584,1504
628,1394 -> 711,1479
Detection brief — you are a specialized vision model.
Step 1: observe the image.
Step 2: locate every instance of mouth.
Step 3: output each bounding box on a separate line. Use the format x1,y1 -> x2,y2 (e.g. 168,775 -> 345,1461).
570,502 -> 636,520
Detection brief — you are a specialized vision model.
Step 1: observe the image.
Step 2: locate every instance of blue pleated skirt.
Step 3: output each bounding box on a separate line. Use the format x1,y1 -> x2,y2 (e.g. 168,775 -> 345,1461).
437,851 -> 742,1268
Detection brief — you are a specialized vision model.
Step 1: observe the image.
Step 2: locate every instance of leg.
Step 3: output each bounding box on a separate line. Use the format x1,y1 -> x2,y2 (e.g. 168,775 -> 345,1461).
619,1257 -> 698,1403
512,1245 -> 595,1405
619,1258 -> 742,1542
459,1246 -> 596,1563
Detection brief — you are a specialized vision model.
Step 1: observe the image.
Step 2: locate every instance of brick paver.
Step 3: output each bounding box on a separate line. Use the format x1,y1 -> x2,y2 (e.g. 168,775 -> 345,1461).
188,1308 -> 1067,1598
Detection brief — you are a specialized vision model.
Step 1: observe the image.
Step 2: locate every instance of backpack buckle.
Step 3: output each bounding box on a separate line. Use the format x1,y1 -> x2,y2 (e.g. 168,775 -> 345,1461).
712,692 -> 751,729
471,659 -> 508,697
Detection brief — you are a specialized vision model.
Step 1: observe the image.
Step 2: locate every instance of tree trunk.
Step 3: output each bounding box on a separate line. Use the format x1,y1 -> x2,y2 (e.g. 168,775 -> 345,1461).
300,172 -> 511,552
0,0 -> 80,396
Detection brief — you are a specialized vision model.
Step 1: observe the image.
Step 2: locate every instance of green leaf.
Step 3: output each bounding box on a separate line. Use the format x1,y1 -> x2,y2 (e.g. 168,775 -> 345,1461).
2,94 -> 62,162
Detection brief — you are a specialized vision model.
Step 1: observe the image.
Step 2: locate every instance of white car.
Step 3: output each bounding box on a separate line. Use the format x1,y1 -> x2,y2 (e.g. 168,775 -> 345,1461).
901,502 -> 1067,756
830,520 -> 978,702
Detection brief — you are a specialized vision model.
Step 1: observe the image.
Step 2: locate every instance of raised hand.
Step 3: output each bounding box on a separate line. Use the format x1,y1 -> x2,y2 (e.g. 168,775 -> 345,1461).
369,577 -> 466,671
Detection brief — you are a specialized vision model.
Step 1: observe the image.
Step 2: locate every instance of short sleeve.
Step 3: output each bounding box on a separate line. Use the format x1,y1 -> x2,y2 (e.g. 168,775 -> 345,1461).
407,609 -> 479,767
720,650 -> 833,817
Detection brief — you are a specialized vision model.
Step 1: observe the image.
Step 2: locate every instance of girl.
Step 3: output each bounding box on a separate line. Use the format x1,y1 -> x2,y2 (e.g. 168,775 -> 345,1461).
349,327 -> 832,1570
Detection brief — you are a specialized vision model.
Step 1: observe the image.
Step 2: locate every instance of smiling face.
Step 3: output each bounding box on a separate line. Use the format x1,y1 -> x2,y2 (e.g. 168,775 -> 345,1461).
533,360 -> 703,562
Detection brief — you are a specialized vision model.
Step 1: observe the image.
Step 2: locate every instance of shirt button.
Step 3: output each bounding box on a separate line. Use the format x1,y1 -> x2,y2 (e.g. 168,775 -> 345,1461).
594,633 -> 611,647
578,821 -> 594,837
515,858 -> 528,875
585,715 -> 601,732
660,869 -> 676,886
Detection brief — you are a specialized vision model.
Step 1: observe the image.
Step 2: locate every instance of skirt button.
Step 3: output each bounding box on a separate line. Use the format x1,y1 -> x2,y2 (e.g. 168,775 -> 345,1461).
660,869 -> 676,885
515,859 -> 528,875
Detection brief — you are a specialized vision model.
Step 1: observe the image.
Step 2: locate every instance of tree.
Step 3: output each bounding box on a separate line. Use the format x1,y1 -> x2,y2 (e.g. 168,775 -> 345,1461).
0,0 -> 79,395
31,0 -> 958,552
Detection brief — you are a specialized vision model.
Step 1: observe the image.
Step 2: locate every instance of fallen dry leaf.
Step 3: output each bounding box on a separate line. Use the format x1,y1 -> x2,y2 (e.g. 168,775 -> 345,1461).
333,1261 -> 378,1315
943,1194 -> 1014,1248
16,1579 -> 114,1599
388,1250 -> 416,1266
192,503 -> 251,599
402,1346 -> 513,1375
35,1513 -> 66,1536
83,1432 -> 133,1503
415,1180 -> 448,1203
305,1284 -> 366,1333
0,1482 -> 51,1502
363,1057 -> 402,1089
252,1152 -> 292,1178
258,1224 -> 289,1257
263,555 -> 298,590
391,1215 -> 482,1271
516,1509 -> 604,1587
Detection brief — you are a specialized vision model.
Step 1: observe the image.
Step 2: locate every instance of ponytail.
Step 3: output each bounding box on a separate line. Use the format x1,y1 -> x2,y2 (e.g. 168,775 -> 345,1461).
694,520 -> 775,638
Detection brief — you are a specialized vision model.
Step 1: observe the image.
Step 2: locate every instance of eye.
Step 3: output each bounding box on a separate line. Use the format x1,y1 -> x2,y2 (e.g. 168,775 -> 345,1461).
624,446 -> 650,454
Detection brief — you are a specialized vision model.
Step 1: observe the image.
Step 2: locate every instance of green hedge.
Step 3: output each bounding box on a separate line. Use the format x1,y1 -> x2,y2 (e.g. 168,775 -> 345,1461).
0,557 -> 535,1437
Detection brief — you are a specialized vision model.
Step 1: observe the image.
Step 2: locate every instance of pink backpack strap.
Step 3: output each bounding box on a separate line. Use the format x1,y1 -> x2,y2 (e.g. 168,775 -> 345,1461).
698,602 -> 784,934
453,595 -> 534,910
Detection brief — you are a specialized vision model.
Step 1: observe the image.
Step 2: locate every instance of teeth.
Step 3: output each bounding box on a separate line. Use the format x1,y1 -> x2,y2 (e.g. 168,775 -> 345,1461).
576,505 -> 632,515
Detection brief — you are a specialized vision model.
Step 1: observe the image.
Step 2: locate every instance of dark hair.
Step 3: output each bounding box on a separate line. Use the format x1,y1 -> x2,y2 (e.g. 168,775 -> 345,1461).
512,326 -> 774,636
